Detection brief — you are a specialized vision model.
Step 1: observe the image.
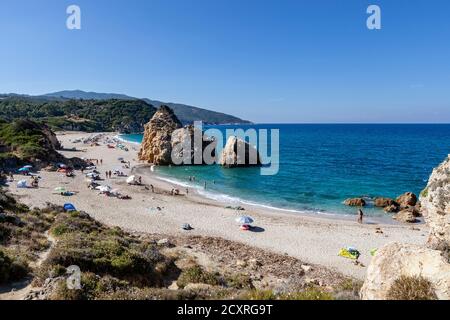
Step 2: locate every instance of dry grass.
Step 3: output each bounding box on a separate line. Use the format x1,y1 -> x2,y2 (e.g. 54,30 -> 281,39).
387,275 -> 437,300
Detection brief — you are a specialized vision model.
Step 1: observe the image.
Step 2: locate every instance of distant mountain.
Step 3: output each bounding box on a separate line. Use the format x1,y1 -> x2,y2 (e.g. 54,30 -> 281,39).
45,90 -> 133,101
44,90 -> 251,125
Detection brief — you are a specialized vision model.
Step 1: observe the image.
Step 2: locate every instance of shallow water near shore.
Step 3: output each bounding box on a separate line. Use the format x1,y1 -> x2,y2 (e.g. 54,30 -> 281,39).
121,124 -> 450,217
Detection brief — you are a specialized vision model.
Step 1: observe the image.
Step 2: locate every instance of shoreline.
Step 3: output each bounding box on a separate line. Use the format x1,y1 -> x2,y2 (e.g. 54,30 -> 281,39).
118,133 -> 407,225
6,131 -> 428,280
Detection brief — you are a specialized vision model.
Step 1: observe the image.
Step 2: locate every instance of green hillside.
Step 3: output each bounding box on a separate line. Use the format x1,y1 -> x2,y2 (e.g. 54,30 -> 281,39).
0,97 -> 156,133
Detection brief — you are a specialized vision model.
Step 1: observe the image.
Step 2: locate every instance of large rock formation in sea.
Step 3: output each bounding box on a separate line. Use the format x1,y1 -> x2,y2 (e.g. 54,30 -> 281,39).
219,136 -> 261,168
361,155 -> 450,300
138,106 -> 182,165
420,155 -> 450,252
138,106 -> 216,165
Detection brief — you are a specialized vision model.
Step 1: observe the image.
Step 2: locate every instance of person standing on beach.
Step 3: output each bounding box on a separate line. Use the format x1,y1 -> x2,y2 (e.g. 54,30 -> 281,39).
357,209 -> 364,224
204,181 -> 207,189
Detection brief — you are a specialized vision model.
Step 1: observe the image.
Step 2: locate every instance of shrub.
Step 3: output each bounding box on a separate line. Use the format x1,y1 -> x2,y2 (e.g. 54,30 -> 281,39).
43,212 -> 174,287
176,265 -> 220,288
387,275 -> 437,300
0,249 -> 30,284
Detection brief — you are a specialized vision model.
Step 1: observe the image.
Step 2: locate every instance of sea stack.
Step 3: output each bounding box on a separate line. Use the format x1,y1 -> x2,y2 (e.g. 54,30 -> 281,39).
138,106 -> 182,165
220,136 -> 261,168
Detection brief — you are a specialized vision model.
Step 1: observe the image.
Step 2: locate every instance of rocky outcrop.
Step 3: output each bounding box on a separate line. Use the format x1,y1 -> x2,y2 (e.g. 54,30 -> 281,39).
384,204 -> 400,213
362,156 -> 450,300
219,136 -> 261,167
360,243 -> 450,300
171,125 -> 216,165
138,106 -> 182,165
420,155 -> 450,252
393,209 -> 419,223
374,197 -> 397,208
396,192 -> 418,207
344,198 -> 366,207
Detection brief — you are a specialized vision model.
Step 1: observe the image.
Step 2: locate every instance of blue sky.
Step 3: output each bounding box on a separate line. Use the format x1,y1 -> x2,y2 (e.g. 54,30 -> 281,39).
1,0 -> 449,123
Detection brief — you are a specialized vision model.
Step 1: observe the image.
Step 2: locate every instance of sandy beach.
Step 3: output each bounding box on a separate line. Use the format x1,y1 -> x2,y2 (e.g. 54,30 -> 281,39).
6,131 -> 428,280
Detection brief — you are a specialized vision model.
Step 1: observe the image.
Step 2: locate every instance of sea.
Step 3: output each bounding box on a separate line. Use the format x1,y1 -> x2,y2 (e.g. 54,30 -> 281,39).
120,124 -> 450,218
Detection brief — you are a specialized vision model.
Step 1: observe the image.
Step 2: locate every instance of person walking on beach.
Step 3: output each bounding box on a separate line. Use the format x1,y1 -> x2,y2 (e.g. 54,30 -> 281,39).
109,170 -> 112,179
150,184 -> 154,193
357,209 -> 364,224
204,181 -> 207,189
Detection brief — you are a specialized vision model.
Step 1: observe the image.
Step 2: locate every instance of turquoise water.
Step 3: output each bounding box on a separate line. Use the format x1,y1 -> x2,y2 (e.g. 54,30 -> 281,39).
121,124 -> 450,217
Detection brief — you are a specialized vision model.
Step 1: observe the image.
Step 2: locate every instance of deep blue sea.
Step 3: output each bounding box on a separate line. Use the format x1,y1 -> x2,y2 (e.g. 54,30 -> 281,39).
121,124 -> 450,217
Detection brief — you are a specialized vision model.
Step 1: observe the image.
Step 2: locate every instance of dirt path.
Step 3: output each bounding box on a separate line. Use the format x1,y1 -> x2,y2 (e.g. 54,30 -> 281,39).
0,232 -> 56,300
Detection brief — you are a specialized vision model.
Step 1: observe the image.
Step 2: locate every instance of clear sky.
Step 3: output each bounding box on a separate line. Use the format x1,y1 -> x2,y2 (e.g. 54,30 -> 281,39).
1,0 -> 450,123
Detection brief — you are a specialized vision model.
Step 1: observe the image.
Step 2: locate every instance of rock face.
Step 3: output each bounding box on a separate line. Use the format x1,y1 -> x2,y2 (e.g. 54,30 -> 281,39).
138,106 -> 182,165
396,192 -> 418,207
360,243 -> 450,300
420,156 -> 450,252
219,136 -> 261,167
344,198 -> 366,207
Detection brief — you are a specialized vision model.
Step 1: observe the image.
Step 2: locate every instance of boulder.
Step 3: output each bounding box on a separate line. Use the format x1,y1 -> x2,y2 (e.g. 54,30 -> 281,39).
393,209 -> 418,223
384,204 -> 400,213
360,243 -> 450,300
420,155 -> 450,252
219,136 -> 261,167
344,198 -> 366,207
396,192 -> 418,207
374,197 -> 397,208
138,106 -> 182,165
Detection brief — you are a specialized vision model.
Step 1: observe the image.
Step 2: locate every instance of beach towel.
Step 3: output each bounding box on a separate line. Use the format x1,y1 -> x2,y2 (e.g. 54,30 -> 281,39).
338,248 -> 361,260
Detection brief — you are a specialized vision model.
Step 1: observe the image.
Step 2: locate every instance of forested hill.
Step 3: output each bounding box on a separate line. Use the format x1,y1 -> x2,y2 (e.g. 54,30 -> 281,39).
0,96 -> 156,133
44,90 -> 251,125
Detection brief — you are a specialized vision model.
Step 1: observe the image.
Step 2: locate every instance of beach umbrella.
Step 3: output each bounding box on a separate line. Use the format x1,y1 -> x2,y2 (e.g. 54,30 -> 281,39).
23,165 -> 33,169
118,157 -> 124,161
58,163 -> 68,169
54,187 -> 66,193
18,167 -> 30,172
64,203 -> 76,212
86,172 -> 98,177
235,216 -> 254,225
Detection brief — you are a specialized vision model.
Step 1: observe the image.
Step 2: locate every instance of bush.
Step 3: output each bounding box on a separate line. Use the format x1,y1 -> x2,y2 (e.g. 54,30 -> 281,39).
387,275 -> 437,300
177,265 -> 220,288
0,249 -> 30,284
43,212 -> 174,287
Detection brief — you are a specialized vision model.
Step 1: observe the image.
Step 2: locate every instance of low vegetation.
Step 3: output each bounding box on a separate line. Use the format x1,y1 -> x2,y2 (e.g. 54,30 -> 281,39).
387,275 -> 437,300
0,189 -> 359,300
